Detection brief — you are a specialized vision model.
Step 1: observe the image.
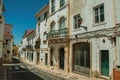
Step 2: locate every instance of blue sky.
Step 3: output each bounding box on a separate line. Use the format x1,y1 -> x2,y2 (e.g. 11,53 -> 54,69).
3,0 -> 49,45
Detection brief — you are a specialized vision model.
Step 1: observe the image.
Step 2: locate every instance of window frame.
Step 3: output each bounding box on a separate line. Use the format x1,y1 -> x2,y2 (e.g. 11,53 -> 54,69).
51,0 -> 55,13
59,17 -> 65,29
60,0 -> 65,8
73,14 -> 82,29
93,4 -> 105,24
44,12 -> 48,20
50,22 -> 55,31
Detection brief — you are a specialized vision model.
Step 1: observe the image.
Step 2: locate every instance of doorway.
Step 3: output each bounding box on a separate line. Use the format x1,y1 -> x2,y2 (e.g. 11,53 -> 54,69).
50,48 -> 54,66
73,42 -> 90,75
37,52 -> 40,64
59,48 -> 64,70
45,53 -> 48,65
101,50 -> 109,77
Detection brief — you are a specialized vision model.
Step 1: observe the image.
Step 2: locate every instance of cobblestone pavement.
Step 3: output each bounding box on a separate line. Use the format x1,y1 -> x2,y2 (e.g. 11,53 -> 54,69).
11,58 -> 62,80
12,57 -> 106,80
22,61 -> 105,80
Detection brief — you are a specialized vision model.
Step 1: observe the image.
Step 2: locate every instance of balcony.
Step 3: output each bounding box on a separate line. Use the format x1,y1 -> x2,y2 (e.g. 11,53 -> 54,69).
47,28 -> 68,39
22,48 -> 26,51
26,45 -> 33,50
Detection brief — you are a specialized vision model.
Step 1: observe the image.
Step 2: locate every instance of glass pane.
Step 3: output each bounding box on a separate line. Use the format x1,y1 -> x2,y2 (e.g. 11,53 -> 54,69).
95,8 -> 98,16
80,49 -> 84,66
100,5 -> 104,14
60,0 -> 65,7
60,18 -> 65,29
51,0 -> 55,13
100,14 -> 104,22
95,16 -> 99,23
86,50 -> 90,68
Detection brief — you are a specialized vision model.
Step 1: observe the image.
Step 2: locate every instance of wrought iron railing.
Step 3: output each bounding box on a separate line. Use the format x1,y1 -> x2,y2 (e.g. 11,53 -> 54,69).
47,28 -> 68,39
26,45 -> 33,49
22,48 -> 26,51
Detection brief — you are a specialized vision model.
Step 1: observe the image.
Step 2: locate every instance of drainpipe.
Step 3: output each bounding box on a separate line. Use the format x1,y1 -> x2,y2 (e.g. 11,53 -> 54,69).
112,0 -> 117,68
67,0 -> 70,73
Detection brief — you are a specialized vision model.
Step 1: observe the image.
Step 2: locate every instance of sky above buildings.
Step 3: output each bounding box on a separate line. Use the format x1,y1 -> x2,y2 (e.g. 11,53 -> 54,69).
3,0 -> 49,45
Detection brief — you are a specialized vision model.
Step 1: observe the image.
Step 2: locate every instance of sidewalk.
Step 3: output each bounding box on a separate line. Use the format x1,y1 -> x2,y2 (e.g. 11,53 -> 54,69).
0,66 -> 7,80
22,61 -> 104,80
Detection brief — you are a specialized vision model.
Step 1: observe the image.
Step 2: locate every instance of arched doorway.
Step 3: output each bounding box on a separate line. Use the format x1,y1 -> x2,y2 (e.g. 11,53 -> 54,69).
50,48 -> 54,66
36,52 -> 40,64
59,48 -> 64,70
45,53 -> 48,65
73,42 -> 90,75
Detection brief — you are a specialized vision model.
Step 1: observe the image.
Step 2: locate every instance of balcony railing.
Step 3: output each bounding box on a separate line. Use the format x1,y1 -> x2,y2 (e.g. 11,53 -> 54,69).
22,48 -> 26,51
26,45 -> 33,50
47,28 -> 68,39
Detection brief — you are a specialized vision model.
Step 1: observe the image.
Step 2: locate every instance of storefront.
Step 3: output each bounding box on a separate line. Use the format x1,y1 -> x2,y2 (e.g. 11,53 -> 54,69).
73,42 -> 90,75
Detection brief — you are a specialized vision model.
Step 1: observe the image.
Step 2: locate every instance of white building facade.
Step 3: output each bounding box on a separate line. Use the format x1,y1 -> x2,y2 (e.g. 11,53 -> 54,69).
35,4 -> 49,66
20,30 -> 36,64
18,0 -> 120,79
69,0 -> 120,78
47,0 -> 70,72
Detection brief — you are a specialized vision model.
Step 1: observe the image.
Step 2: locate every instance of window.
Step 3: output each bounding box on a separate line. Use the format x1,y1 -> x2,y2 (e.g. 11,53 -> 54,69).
59,17 -> 65,29
94,4 -> 104,23
59,17 -> 65,36
43,41 -> 47,44
0,0 -> 1,6
44,32 -> 47,36
44,32 -> 47,40
51,0 -> 55,13
44,12 -> 48,20
73,14 -> 82,29
38,17 -> 41,21
60,0 -> 65,8
51,22 -> 55,31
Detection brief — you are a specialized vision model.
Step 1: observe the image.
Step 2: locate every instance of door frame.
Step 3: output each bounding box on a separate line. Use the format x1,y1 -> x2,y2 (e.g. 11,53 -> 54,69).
99,50 -> 109,77
72,42 -> 91,75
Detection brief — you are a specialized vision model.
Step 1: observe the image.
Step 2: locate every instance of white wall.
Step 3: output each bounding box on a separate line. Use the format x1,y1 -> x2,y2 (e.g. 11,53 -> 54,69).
69,0 -> 118,77
115,0 -> 120,23
70,0 -> 115,36
0,0 -> 4,58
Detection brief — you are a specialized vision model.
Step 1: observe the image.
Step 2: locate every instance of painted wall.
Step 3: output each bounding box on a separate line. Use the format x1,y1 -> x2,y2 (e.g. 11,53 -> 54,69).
69,0 -> 118,77
0,0 -> 4,59
115,0 -> 120,23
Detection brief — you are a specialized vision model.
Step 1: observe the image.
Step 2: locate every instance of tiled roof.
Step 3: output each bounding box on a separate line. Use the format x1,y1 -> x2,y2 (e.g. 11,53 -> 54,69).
23,30 -> 35,38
